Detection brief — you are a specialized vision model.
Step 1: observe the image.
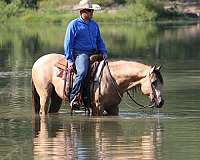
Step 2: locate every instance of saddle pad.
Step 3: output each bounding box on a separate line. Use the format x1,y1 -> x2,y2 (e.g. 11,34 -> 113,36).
94,60 -> 106,82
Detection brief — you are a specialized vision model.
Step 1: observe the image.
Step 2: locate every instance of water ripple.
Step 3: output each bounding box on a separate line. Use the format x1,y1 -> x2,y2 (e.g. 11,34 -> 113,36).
0,70 -> 31,78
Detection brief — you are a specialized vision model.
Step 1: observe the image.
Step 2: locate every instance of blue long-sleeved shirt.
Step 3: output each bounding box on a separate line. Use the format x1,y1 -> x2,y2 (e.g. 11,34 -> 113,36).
64,17 -> 107,63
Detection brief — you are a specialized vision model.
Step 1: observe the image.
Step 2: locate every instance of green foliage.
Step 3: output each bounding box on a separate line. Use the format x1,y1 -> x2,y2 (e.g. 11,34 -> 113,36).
5,0 -> 21,16
0,0 -> 23,22
95,2 -> 157,22
0,0 -> 190,23
0,1 -> 7,21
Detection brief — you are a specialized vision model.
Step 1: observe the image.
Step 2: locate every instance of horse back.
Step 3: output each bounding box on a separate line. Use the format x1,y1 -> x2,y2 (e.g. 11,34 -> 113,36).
33,54 -> 65,69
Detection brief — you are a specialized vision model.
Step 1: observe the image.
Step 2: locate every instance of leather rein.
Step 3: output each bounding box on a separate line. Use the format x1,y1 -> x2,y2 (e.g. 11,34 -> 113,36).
105,61 -> 155,109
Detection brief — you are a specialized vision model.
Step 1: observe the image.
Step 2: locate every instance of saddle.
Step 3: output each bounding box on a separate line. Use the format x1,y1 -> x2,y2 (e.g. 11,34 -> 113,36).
55,54 -> 103,103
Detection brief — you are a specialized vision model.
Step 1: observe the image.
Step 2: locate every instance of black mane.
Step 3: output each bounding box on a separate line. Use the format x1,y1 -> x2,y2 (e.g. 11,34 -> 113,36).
154,69 -> 164,85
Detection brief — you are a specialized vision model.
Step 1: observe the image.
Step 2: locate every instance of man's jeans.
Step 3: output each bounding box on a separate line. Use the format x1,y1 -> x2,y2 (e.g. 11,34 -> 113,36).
70,53 -> 89,102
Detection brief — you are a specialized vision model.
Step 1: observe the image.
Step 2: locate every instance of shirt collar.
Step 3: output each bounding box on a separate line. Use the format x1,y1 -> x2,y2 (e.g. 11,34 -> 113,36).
79,16 -> 91,24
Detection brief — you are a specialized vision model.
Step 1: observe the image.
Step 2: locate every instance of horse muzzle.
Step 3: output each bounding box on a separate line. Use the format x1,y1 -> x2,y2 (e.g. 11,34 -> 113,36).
154,98 -> 164,108
149,96 -> 164,108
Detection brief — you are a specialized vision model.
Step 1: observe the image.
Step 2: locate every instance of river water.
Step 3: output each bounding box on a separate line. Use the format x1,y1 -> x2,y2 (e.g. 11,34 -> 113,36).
0,22 -> 200,160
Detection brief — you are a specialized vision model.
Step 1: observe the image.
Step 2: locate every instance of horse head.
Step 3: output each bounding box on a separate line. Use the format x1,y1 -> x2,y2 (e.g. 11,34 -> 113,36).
140,66 -> 164,108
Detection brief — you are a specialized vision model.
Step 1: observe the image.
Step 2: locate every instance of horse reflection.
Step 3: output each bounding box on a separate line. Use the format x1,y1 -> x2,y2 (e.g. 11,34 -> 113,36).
32,116 -> 163,159
33,116 -> 74,159
32,54 -> 164,116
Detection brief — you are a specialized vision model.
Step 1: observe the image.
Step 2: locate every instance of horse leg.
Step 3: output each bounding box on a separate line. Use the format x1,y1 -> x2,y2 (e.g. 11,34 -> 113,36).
32,80 -> 40,114
38,84 -> 52,115
92,105 -> 99,116
105,105 -> 119,116
39,92 -> 50,115
92,102 -> 104,116
49,86 -> 62,113
92,106 -> 101,116
32,80 -> 51,115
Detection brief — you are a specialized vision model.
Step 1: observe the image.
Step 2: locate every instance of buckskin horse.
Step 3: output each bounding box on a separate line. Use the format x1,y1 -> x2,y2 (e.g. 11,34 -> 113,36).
32,53 -> 164,116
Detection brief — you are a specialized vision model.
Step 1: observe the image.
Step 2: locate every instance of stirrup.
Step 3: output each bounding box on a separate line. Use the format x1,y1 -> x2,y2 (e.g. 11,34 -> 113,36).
70,96 -> 80,114
70,101 -> 80,110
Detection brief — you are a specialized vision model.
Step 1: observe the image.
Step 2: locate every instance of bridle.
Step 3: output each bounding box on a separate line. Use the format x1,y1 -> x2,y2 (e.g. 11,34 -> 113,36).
105,61 -> 158,109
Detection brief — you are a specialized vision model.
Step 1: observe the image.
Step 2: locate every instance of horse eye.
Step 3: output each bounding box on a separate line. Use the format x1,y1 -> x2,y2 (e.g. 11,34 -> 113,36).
152,80 -> 157,86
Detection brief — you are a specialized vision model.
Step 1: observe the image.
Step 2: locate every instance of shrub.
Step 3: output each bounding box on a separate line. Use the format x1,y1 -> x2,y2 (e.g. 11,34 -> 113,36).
0,0 -> 22,21
5,0 -> 22,17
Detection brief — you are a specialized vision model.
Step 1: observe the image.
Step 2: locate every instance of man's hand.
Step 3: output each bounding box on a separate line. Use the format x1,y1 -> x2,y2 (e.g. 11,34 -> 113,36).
68,62 -> 74,71
102,53 -> 108,60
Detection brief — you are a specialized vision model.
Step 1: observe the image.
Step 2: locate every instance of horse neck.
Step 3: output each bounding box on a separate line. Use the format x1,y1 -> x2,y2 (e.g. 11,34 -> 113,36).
108,61 -> 150,92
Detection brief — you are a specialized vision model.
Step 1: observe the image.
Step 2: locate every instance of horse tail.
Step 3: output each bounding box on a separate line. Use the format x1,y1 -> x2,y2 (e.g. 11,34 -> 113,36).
49,85 -> 62,113
32,80 -> 40,114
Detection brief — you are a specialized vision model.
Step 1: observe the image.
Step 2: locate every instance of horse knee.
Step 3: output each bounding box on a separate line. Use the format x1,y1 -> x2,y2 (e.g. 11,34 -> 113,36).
40,95 -> 50,115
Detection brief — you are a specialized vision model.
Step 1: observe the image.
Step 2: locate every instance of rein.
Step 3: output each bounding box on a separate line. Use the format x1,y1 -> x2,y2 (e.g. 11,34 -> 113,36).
126,91 -> 154,108
105,61 -> 154,109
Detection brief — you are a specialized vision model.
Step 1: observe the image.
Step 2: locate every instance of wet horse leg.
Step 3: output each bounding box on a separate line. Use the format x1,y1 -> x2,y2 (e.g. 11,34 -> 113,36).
92,102 -> 104,116
92,84 -> 105,116
39,92 -> 50,115
92,105 -> 99,116
37,84 -> 52,115
49,86 -> 62,113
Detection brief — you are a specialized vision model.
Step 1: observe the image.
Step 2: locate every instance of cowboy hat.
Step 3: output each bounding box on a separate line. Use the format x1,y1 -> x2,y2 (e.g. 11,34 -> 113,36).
73,0 -> 101,11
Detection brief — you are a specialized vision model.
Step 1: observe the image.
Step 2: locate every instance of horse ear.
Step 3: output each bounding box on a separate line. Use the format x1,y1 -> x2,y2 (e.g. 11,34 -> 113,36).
156,66 -> 161,71
150,66 -> 156,74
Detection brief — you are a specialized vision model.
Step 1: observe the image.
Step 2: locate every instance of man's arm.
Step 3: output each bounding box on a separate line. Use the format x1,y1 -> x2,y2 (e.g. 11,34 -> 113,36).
64,21 -> 76,63
96,24 -> 108,58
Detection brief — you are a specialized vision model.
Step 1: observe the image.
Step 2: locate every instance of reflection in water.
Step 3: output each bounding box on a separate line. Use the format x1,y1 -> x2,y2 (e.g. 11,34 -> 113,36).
0,118 -> 32,160
33,115 -> 163,159
1,22 -> 200,66
33,116 -> 74,159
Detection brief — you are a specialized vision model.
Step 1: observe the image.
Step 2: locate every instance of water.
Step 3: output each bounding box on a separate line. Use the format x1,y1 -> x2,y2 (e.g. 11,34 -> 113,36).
1,22 -> 200,160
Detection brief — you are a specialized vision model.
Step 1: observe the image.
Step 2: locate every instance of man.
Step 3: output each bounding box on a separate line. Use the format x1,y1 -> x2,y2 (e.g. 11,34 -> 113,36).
64,0 -> 108,109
